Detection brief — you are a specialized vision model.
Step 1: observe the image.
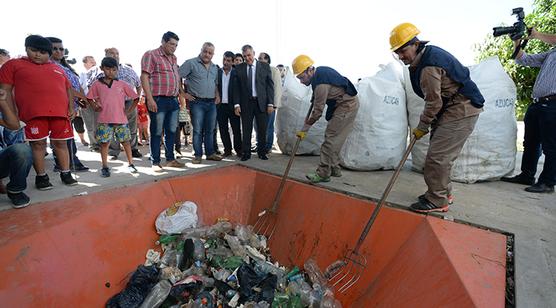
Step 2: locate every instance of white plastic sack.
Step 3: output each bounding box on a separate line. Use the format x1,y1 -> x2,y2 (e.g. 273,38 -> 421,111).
340,62 -> 408,170
451,57 -> 517,183
155,201 -> 198,235
405,56 -> 517,183
276,70 -> 327,155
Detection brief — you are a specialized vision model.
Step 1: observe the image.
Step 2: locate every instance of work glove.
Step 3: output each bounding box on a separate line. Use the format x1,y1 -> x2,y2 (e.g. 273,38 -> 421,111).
412,127 -> 429,140
296,124 -> 311,140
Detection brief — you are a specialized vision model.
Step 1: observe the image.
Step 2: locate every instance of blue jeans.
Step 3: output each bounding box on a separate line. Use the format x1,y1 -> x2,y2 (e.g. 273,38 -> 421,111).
256,109 -> 275,152
0,143 -> 33,193
149,96 -> 179,165
190,99 -> 217,157
521,102 -> 556,185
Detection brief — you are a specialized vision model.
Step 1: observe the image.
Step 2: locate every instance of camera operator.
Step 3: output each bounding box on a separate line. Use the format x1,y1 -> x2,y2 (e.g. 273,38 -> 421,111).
502,28 -> 556,193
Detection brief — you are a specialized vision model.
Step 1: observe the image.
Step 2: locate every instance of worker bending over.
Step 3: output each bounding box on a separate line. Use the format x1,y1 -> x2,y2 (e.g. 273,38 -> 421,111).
390,23 -> 484,213
292,55 -> 359,183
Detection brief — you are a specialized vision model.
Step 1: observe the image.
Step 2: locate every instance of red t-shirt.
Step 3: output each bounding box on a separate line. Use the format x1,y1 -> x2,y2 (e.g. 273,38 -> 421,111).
0,58 -> 71,121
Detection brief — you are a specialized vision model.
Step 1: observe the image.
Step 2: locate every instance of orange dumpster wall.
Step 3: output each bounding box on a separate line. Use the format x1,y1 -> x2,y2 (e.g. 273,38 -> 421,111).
0,165 -> 506,307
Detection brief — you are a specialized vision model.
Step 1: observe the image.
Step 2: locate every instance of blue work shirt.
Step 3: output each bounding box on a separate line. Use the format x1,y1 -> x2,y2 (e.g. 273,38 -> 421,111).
179,56 -> 218,99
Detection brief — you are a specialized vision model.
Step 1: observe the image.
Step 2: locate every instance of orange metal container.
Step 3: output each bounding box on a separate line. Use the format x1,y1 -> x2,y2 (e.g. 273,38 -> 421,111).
0,166 -> 507,307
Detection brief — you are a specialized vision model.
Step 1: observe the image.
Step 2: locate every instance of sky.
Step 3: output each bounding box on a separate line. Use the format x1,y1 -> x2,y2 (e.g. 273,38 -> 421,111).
2,0 -> 534,81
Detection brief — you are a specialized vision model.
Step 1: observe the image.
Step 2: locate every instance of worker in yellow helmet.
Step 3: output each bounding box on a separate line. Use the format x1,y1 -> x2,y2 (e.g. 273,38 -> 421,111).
292,55 -> 359,183
390,23 -> 484,213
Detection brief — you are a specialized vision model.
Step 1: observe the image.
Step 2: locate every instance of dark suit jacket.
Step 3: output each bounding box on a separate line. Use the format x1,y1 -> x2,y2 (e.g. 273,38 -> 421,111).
217,68 -> 236,110
232,61 -> 274,112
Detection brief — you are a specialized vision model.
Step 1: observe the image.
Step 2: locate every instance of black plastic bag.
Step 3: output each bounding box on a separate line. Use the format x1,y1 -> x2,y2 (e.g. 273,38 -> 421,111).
106,265 -> 160,308
237,263 -> 277,304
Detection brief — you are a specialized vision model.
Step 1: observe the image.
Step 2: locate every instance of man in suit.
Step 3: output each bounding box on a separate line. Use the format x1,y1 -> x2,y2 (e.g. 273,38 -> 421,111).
232,45 -> 274,161
217,51 -> 242,157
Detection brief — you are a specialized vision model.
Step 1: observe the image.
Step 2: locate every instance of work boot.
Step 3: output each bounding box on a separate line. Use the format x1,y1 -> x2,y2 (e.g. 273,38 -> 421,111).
206,154 -> 223,161
410,198 -> 449,213
306,173 -> 330,183
165,160 -> 185,168
331,167 -> 342,177
501,173 -> 535,185
60,171 -> 78,186
524,183 -> 554,193
35,174 -> 53,191
192,157 -> 202,164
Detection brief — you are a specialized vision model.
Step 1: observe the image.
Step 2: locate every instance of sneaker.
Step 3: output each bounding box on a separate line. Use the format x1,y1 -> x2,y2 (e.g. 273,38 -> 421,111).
524,183 -> 554,193
152,164 -> 164,173
410,198 -> 449,213
501,173 -> 535,185
192,157 -> 202,164
419,194 -> 454,205
306,173 -> 331,183
35,174 -> 53,191
7,191 -> 30,209
132,149 -> 143,158
165,160 -> 185,168
60,172 -> 78,186
206,154 -> 223,161
331,167 -> 342,177
128,164 -> 138,173
100,167 -> 111,177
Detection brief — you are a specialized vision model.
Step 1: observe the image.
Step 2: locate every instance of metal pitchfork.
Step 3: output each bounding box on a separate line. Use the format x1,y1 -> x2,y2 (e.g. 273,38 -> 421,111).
253,104 -> 314,240
325,136 -> 418,293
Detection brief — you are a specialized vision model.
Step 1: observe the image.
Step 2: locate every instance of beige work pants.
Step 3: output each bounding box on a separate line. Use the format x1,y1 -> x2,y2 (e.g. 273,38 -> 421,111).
424,115 -> 479,206
316,102 -> 359,178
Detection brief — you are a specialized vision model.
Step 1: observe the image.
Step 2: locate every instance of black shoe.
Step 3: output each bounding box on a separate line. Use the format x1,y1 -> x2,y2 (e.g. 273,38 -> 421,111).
73,163 -> 90,172
132,149 -> 143,158
236,151 -> 243,158
215,149 -> 222,155
60,172 -> 78,186
223,150 -> 232,157
241,155 -> 251,161
501,173 -> 535,185
524,183 -> 554,193
410,198 -> 449,213
251,146 -> 258,153
258,154 -> 269,160
7,191 -> 30,209
101,167 -> 111,177
35,174 -> 53,191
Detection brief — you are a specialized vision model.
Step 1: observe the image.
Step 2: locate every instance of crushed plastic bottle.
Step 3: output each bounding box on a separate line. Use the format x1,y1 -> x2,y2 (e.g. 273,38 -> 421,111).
192,238 -> 206,261
304,259 -> 328,288
323,260 -> 346,279
138,279 -> 172,308
224,234 -> 247,258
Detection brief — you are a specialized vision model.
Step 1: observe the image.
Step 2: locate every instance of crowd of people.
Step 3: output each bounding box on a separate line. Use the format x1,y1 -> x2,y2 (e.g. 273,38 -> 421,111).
0,24 -> 554,213
0,32 -> 288,209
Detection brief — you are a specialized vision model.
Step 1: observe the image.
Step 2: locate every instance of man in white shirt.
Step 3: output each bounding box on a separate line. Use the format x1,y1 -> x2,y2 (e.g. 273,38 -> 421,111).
217,51 -> 242,157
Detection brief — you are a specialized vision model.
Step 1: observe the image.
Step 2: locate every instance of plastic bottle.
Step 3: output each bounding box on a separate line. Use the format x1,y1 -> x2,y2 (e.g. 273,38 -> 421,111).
206,221 -> 233,238
323,260 -> 345,279
224,234 -> 247,257
304,259 -> 327,287
193,238 -> 206,261
212,268 -> 232,281
160,248 -> 178,268
320,293 -> 342,308
138,279 -> 172,308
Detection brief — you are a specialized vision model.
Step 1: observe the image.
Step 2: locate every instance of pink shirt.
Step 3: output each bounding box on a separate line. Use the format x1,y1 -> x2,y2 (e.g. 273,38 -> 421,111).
87,79 -> 139,124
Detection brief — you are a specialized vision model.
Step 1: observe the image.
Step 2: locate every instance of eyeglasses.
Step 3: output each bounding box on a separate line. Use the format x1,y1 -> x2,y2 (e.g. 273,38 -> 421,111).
52,47 -> 65,51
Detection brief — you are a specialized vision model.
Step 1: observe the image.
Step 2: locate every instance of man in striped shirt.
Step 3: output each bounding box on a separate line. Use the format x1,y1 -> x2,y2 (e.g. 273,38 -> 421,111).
502,28 -> 556,193
140,31 -> 185,172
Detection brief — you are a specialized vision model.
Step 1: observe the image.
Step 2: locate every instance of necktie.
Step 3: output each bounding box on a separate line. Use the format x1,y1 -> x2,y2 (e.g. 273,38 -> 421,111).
247,64 -> 253,97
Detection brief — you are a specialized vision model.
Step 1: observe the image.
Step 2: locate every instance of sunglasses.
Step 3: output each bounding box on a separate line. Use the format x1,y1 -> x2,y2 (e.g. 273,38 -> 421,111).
52,47 -> 65,52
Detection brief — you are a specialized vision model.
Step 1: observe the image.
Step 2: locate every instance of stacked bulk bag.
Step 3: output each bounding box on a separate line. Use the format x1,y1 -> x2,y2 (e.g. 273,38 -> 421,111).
340,62 -> 408,170
405,56 -> 517,183
276,70 -> 327,155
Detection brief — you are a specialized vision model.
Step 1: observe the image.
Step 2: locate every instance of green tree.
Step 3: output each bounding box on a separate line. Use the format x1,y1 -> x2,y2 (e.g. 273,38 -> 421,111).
474,0 -> 556,119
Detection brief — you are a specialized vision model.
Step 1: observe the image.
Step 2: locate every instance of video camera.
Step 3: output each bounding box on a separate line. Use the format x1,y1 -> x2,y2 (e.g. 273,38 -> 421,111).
492,7 -> 527,40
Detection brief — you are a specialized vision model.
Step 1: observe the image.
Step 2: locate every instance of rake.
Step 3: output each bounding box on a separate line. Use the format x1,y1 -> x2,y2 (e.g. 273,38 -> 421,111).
253,104 -> 314,240
325,136 -> 418,293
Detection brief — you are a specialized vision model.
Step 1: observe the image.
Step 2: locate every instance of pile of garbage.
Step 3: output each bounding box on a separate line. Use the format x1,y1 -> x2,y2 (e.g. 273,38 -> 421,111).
106,201 -> 342,308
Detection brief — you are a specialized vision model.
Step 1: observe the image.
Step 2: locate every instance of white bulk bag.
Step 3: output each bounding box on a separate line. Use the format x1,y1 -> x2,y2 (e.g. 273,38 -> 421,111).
276,70 -> 327,155
405,56 -> 517,183
340,62 -> 408,170
451,57 -> 517,183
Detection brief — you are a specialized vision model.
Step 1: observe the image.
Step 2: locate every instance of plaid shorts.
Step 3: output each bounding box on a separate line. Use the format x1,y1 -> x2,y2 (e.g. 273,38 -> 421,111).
96,123 -> 131,143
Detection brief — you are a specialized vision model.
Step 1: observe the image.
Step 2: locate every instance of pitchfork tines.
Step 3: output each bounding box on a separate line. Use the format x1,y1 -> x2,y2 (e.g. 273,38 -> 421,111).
326,250 -> 367,293
253,202 -> 279,240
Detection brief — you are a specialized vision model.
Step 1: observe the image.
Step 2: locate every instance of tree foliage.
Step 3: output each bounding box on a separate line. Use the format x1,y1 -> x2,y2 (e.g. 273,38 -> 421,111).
474,0 -> 556,119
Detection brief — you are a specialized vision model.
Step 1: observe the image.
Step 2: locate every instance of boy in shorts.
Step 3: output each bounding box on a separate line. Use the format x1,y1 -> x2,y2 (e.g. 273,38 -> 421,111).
0,35 -> 78,190
87,57 -> 139,177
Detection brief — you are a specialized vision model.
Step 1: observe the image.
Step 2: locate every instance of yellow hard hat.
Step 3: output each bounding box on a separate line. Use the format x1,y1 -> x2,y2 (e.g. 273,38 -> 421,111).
292,55 -> 314,76
389,23 -> 420,51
